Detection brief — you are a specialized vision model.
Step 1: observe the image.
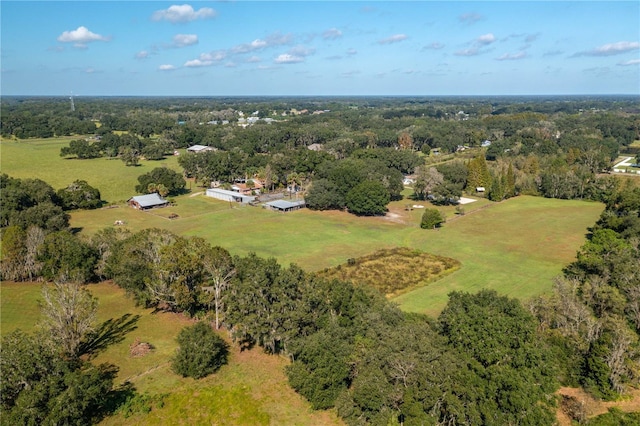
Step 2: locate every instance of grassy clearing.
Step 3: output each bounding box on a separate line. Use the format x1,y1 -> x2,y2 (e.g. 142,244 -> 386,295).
392,196 -> 603,316
316,247 -> 460,298
0,137 -> 183,203
69,194 -> 602,315
0,281 -> 343,426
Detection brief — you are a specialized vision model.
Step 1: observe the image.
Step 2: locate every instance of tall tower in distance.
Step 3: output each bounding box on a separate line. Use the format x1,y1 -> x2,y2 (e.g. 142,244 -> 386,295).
70,93 -> 75,112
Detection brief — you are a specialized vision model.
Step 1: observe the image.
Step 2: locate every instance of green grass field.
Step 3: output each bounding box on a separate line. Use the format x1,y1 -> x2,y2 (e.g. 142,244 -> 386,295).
0,137 -> 183,203
68,193 -> 603,316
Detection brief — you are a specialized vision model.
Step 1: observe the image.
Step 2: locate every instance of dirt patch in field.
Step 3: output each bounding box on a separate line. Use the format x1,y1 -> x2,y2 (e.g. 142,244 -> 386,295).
129,337 -> 154,358
556,386 -> 640,425
384,212 -> 406,224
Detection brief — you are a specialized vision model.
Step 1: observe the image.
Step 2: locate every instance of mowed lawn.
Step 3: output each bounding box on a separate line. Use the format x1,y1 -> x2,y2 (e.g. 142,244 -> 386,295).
0,282 -> 343,426
0,137 -> 183,203
70,193 -> 603,316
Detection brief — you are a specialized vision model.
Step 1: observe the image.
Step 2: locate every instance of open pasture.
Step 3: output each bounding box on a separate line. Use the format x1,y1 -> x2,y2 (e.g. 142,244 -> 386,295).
69,193 -> 603,316
0,137 -> 182,203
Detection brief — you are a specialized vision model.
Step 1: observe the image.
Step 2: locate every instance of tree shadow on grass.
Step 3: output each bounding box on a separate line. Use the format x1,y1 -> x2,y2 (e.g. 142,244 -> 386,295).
80,313 -> 141,359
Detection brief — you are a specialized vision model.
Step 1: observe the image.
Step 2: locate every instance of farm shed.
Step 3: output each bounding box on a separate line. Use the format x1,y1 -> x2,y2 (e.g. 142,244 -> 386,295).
205,188 -> 256,204
187,145 -> 215,153
128,193 -> 169,210
264,199 -> 306,212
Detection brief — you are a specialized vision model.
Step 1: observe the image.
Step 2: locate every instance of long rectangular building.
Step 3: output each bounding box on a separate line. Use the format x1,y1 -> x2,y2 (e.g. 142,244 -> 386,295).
205,188 -> 256,204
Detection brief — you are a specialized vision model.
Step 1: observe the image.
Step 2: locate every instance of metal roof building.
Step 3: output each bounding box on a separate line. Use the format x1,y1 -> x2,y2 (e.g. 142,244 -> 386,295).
128,193 -> 169,210
264,199 -> 306,212
205,188 -> 256,204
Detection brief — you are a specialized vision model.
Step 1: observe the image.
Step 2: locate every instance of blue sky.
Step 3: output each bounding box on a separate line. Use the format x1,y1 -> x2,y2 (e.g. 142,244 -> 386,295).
1,1 -> 639,96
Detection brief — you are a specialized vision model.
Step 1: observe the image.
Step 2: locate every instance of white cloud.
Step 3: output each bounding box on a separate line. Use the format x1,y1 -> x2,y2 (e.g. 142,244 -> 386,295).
151,4 -> 216,23
543,50 -> 564,57
289,45 -> 316,57
424,42 -> 445,50
135,50 -> 150,59
231,32 -> 292,54
455,47 -> 480,57
459,12 -> 483,25
57,26 -> 109,48
199,51 -> 226,62
323,28 -> 343,40
455,33 -> 496,56
378,34 -> 408,45
496,51 -> 527,61
246,56 -> 261,63
184,59 -> 213,67
273,45 -> 315,64
618,58 -> 640,66
173,34 -> 198,47
477,33 -> 496,45
158,64 -> 176,71
346,48 -> 358,56
274,54 -> 304,64
183,51 -> 225,67
575,41 -> 640,57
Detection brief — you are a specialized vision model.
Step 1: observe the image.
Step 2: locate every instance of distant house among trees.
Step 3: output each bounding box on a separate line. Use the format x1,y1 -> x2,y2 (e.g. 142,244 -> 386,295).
205,188 -> 256,204
128,193 -> 169,210
187,145 -> 215,153
232,181 -> 263,195
264,200 -> 306,212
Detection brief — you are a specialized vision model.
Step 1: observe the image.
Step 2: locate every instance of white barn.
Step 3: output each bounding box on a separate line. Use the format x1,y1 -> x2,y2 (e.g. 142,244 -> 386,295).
205,188 -> 256,204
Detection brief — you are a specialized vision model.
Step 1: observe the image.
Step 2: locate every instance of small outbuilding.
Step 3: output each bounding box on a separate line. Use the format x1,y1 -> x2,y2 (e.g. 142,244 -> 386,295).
128,193 -> 169,210
205,188 -> 256,204
187,145 -> 215,153
264,199 -> 306,212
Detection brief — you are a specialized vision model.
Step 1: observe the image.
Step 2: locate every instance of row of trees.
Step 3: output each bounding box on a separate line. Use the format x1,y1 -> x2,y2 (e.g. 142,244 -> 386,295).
529,183 -> 640,402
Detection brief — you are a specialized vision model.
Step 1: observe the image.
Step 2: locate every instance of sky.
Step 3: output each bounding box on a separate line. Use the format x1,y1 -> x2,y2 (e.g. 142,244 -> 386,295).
1,1 -> 639,96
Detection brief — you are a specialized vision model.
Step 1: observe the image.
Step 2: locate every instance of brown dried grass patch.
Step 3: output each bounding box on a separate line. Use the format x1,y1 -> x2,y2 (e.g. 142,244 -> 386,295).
315,247 -> 461,298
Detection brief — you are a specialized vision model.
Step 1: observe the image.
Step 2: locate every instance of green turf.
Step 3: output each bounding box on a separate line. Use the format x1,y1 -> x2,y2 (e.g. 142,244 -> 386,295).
0,137 -> 183,203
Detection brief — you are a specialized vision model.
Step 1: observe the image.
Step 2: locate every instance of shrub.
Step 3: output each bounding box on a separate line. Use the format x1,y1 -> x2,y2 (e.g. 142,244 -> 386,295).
171,322 -> 229,379
420,208 -> 444,229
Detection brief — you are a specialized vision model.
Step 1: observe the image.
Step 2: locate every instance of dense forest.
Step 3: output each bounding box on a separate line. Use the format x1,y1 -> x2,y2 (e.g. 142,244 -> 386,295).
1,96 -> 640,425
